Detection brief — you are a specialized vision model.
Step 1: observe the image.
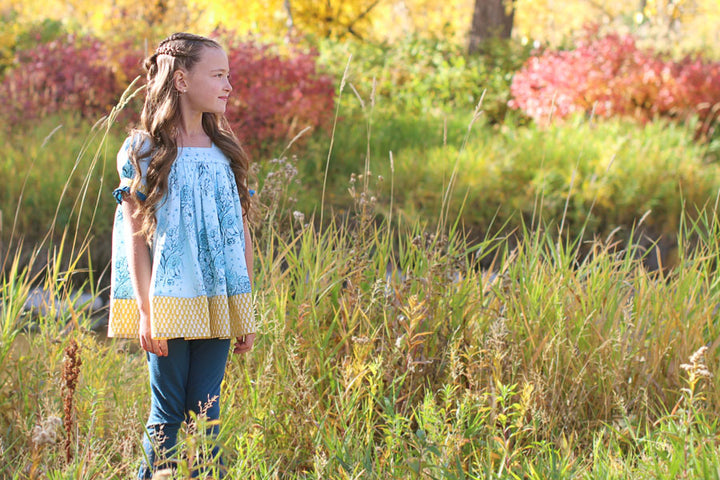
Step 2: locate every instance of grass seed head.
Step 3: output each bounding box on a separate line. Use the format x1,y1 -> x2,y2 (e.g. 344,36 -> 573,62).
31,415 -> 62,448
680,346 -> 712,381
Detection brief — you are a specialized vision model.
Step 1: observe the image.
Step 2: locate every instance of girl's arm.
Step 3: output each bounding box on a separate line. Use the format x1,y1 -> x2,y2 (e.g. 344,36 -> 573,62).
243,216 -> 254,287
233,213 -> 255,354
122,196 -> 167,356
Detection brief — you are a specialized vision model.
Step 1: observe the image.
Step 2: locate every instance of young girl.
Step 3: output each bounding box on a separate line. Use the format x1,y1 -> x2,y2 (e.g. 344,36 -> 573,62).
108,32 -> 255,478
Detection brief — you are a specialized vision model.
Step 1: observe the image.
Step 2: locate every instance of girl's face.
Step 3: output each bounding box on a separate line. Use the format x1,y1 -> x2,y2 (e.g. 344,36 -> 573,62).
177,46 -> 232,115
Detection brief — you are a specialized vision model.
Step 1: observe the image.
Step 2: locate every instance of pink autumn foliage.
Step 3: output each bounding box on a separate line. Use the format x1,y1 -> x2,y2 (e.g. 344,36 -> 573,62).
509,32 -> 720,137
222,37 -> 335,154
0,35 -> 121,123
0,34 -> 336,155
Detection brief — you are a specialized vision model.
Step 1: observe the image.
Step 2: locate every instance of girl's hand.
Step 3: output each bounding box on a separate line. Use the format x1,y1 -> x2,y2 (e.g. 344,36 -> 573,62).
139,311 -> 168,357
233,334 -> 256,354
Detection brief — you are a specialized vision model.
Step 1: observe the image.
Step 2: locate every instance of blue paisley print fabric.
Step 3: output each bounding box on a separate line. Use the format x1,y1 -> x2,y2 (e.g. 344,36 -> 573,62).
108,135 -> 254,339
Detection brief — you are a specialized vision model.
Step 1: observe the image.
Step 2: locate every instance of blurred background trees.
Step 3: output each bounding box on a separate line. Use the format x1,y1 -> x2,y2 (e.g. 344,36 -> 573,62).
2,0 -> 718,52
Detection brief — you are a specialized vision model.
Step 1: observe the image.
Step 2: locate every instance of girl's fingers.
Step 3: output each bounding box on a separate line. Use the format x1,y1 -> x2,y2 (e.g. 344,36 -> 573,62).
233,334 -> 255,354
157,339 -> 168,356
139,336 -> 168,356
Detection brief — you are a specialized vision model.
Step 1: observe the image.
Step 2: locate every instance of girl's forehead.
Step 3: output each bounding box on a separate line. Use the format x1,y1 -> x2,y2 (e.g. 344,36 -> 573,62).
195,46 -> 229,69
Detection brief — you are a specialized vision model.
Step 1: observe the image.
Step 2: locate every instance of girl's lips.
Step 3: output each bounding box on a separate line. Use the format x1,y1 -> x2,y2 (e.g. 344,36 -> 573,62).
219,96 -> 228,101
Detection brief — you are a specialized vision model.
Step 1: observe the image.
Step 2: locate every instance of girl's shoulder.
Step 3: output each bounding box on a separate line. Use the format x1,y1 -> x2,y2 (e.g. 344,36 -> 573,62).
117,131 -> 153,176
121,131 -> 154,157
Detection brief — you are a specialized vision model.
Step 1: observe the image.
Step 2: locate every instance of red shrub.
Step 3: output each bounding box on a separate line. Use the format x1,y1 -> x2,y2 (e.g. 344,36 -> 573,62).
0,35 -> 121,124
223,38 -> 336,155
0,33 -> 335,156
109,38 -> 146,90
509,33 -> 720,137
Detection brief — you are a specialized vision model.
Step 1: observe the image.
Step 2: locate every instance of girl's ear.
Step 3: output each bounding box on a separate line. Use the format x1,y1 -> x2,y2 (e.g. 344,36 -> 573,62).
173,69 -> 189,93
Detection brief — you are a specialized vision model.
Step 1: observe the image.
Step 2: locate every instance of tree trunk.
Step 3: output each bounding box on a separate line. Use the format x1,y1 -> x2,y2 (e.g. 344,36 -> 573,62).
284,0 -> 295,39
468,0 -> 515,54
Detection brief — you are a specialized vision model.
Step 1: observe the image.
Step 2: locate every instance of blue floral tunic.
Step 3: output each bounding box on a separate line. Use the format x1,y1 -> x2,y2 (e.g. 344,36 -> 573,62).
108,135 -> 254,340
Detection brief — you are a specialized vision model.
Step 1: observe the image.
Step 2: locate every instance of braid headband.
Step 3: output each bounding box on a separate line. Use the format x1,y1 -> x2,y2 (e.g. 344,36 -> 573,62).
155,44 -> 186,58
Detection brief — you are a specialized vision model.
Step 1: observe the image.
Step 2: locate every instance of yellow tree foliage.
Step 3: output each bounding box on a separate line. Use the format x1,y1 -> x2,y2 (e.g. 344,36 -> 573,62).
182,0 -> 388,39
372,0 -> 474,42
289,0 -> 382,39
185,0 -> 285,36
514,0 -> 720,53
0,17 -> 21,70
2,0 -> 718,54
3,0 -> 461,41
2,0 -> 204,42
192,0 -> 476,42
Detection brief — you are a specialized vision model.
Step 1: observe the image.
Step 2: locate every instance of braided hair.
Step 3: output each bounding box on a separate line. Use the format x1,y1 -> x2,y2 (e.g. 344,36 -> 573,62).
128,32 -> 252,243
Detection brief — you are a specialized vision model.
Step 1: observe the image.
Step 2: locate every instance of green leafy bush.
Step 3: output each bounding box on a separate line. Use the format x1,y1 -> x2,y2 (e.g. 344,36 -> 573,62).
315,35 -> 532,122
302,112 -> 719,248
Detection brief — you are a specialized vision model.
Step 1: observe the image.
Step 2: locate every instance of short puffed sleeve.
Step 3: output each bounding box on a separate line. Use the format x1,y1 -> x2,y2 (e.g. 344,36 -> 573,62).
112,135 -> 152,204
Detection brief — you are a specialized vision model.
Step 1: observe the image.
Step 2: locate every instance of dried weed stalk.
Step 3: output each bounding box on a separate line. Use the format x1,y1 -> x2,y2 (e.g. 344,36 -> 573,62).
61,338 -> 81,463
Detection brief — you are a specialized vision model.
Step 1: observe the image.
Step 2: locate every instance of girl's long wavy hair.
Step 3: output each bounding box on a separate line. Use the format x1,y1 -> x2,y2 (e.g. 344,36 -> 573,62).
128,32 -> 251,242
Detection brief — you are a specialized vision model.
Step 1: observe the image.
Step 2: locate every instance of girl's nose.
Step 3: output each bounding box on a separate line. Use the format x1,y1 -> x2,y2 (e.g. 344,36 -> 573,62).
225,78 -> 232,92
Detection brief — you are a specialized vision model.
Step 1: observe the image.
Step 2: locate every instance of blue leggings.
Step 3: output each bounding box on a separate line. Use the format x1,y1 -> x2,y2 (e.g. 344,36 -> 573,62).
138,338 -> 230,479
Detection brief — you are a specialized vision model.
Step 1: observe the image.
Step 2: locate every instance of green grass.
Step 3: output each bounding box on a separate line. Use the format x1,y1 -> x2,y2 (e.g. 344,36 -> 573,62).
0,112 -> 128,293
0,113 -> 125,238
3,197 -> 720,478
4,124 -> 720,477
3,86 -> 720,478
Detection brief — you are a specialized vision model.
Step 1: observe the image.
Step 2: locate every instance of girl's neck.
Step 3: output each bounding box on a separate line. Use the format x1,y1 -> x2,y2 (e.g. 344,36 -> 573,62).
177,117 -> 211,148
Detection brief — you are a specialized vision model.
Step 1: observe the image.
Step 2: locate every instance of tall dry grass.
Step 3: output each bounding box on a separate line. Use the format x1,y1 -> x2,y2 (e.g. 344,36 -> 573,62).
1,78 -> 719,478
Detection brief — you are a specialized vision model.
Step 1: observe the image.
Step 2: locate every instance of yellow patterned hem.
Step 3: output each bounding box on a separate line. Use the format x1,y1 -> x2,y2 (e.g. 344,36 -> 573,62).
118,178 -> 148,198
108,294 -> 255,340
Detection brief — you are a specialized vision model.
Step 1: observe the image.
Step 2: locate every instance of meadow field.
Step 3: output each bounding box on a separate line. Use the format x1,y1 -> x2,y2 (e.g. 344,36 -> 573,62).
3,87 -> 720,478
2,5 -> 720,478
